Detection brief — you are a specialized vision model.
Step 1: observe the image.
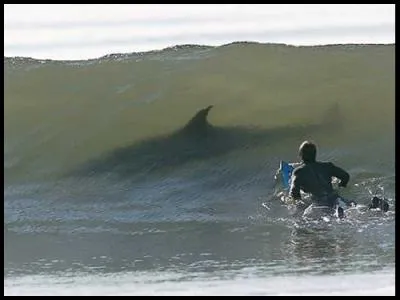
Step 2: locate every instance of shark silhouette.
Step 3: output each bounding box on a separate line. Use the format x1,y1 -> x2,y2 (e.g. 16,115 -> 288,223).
70,103 -> 341,179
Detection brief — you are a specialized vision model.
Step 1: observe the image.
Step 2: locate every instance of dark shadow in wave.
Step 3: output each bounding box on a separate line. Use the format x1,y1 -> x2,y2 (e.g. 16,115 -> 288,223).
68,103 -> 342,180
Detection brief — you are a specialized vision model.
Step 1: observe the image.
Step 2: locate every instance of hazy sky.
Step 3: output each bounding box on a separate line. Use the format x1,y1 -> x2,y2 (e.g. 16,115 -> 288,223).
4,4 -> 395,60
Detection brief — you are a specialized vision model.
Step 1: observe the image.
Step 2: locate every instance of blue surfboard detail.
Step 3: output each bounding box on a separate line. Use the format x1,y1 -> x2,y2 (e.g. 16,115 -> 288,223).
280,161 -> 295,189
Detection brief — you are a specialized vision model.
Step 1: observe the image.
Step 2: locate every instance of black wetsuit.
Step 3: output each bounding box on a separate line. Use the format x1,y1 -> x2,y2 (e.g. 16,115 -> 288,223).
289,161 -> 350,207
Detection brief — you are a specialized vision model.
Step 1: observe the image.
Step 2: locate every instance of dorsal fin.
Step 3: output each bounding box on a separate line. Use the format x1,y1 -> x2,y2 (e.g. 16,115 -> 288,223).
181,105 -> 214,135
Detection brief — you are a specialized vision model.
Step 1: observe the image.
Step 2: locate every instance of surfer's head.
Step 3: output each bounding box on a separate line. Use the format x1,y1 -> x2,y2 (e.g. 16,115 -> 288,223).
299,141 -> 317,163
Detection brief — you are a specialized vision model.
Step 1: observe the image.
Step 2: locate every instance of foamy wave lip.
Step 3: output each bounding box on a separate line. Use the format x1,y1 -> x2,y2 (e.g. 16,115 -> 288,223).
4,269 -> 395,296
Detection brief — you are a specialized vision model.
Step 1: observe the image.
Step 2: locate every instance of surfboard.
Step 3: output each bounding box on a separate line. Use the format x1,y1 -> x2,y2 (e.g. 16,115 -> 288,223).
280,161 -> 294,189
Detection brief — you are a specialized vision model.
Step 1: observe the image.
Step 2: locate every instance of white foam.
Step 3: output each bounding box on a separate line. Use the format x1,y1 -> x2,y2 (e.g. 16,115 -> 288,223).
4,269 -> 395,296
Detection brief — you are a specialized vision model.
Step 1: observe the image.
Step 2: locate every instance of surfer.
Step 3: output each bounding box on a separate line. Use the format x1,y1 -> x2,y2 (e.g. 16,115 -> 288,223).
285,141 -> 389,218
288,141 -> 355,218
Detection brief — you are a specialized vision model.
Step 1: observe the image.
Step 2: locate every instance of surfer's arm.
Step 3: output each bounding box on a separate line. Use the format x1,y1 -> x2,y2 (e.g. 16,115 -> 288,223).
289,162 -> 302,169
329,163 -> 350,187
289,170 -> 302,201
